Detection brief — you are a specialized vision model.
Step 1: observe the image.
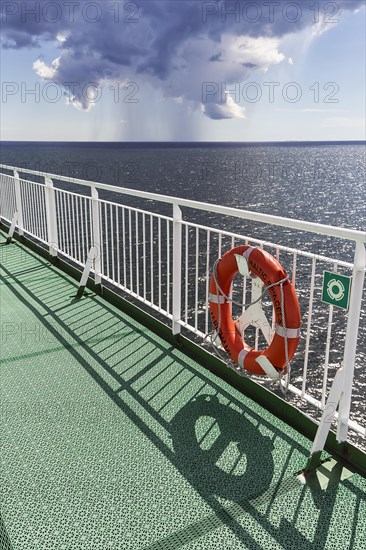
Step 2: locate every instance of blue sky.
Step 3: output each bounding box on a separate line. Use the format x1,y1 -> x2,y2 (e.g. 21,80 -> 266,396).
1,1 -> 365,141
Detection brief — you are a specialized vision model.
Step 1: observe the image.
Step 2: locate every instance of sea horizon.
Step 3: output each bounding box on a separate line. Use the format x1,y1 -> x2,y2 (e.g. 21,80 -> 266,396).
1,140 -> 366,148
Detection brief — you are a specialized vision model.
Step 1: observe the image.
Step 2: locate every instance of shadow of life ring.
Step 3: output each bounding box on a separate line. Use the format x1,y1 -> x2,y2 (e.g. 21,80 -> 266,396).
170,394 -> 274,501
209,245 -> 301,377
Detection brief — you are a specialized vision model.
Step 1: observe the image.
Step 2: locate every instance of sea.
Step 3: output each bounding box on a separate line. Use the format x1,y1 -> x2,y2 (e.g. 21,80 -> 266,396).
1,141 -> 365,228
1,141 -> 365,447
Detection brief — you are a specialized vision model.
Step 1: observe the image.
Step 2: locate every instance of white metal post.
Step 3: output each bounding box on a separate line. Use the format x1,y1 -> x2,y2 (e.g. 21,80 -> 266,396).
91,186 -> 102,287
13,170 -> 24,236
310,367 -> 345,455
337,241 -> 366,442
310,240 -> 366,457
77,246 -> 98,298
172,203 -> 182,335
45,176 -> 58,257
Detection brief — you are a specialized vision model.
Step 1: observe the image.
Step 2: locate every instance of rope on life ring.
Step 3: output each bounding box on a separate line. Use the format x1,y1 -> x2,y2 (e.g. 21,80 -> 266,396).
208,245 -> 301,392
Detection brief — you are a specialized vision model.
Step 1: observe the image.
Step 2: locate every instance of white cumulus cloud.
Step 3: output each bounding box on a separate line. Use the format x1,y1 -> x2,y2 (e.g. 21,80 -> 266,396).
33,57 -> 60,79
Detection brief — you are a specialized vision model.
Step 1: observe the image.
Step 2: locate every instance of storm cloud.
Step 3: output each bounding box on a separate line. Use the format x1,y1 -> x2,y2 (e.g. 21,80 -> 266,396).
1,0 -> 364,118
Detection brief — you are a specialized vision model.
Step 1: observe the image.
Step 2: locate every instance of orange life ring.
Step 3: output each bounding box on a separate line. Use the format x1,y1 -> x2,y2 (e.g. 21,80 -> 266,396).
209,245 -> 301,377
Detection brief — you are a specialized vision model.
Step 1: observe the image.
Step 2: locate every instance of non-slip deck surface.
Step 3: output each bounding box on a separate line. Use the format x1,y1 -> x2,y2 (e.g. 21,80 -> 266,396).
0,236 -> 365,550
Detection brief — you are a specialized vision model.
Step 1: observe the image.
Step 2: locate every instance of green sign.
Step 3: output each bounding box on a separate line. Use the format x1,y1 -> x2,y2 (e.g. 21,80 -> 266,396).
322,271 -> 352,310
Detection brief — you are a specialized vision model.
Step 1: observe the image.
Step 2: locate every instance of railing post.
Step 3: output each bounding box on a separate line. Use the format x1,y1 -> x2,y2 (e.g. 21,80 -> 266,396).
91,186 -> 102,290
14,170 -> 24,236
77,246 -> 98,298
45,176 -> 58,257
308,240 -> 366,468
172,203 -> 182,335
337,241 -> 366,443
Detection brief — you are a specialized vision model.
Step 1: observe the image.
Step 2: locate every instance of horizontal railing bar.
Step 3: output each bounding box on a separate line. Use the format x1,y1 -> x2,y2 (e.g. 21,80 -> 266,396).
7,174 -> 89,199
54,187 -> 92,201
19,178 -> 46,188
11,175 -> 174,222
96,199 -> 173,222
1,164 -> 365,243
181,220 -> 355,269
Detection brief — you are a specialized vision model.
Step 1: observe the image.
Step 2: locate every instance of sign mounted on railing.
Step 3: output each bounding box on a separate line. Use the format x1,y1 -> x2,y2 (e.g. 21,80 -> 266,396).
322,271 -> 352,310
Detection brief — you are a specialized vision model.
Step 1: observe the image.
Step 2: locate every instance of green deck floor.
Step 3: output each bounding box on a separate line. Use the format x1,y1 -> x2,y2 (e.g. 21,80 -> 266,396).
0,236 -> 365,550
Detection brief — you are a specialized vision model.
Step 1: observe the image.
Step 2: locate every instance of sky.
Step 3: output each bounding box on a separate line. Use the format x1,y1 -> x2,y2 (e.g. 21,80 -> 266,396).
0,0 -> 365,142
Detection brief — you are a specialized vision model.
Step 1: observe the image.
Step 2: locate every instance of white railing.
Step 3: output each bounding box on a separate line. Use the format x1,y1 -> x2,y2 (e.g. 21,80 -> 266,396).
0,164 -> 365,451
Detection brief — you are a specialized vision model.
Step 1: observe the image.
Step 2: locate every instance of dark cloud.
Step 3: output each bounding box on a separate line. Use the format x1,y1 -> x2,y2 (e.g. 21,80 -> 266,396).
1,0 -> 364,118
210,53 -> 223,62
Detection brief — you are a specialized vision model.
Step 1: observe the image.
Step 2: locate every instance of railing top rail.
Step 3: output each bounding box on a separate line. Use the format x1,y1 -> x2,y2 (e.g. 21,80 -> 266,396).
1,163 -> 365,243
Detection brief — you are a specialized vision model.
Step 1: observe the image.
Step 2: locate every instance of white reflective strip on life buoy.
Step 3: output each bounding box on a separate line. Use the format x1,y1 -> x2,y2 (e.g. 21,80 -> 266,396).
243,246 -> 254,260
209,293 -> 227,304
256,356 -> 280,380
275,324 -> 301,339
238,347 -> 249,368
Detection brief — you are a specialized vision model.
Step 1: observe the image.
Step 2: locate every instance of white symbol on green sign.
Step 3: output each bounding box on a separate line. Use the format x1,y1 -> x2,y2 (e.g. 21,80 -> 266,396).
322,271 -> 352,310
327,279 -> 345,302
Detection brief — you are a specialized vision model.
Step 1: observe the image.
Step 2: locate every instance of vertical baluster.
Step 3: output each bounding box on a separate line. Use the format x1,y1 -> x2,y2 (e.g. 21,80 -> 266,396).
158,217 -> 161,310
91,186 -> 102,288
242,239 -> 249,315
143,213 -> 146,300
71,194 -> 77,259
167,218 -> 170,315
205,230 -> 211,336
122,207 -> 127,288
33,184 -> 40,237
28,182 -> 35,236
105,202 -> 110,280
13,170 -> 24,236
62,192 -> 68,255
66,193 -> 72,257
129,209 -> 133,291
322,262 -> 337,407
42,184 -> 47,242
117,206 -> 121,286
292,252 -> 297,286
76,195 -> 82,263
111,203 -> 115,282
80,197 -> 85,264
55,190 -> 62,252
59,191 -> 65,253
86,198 -> 91,255
135,210 -> 140,296
24,181 -> 34,234
185,224 -> 188,325
150,214 -> 154,304
195,227 -> 199,332
302,256 -> 317,397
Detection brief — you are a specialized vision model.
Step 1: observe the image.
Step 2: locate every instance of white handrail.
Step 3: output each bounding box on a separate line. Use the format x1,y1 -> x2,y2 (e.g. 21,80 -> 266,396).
1,163 -> 365,243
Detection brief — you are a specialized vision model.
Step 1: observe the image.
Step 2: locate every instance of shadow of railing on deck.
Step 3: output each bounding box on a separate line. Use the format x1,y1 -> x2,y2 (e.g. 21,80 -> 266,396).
0,512 -> 14,550
1,241 -> 361,550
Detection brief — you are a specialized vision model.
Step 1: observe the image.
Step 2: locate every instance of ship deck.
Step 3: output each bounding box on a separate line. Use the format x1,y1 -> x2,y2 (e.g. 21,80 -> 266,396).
1,233 -> 365,550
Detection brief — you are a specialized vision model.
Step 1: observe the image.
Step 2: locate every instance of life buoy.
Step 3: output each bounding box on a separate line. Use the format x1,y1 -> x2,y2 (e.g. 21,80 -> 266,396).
209,245 -> 301,377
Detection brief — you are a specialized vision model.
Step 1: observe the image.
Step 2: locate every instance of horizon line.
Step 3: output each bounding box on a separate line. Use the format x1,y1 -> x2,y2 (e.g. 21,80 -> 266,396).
1,139 -> 365,145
